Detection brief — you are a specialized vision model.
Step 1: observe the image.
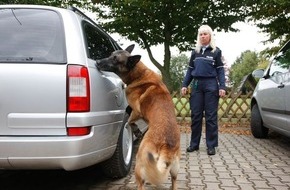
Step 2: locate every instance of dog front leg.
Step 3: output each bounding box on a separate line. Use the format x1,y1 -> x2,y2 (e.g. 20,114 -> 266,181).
129,110 -> 143,138
128,109 -> 140,124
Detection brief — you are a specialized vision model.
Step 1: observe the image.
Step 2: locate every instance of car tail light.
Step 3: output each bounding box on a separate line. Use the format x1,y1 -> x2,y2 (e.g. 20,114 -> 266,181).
67,65 -> 91,136
67,127 -> 91,136
67,65 -> 90,112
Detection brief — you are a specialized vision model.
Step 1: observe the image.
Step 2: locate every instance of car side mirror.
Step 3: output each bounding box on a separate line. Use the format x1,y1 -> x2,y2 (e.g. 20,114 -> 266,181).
252,69 -> 265,78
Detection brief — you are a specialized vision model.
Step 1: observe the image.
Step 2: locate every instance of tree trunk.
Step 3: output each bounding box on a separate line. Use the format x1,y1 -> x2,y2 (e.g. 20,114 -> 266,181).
160,66 -> 174,93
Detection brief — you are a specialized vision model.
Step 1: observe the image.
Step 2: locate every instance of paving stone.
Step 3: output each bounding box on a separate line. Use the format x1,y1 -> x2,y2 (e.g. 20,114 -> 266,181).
217,172 -> 232,179
205,182 -> 220,189
237,184 -> 255,190
90,132 -> 290,190
266,177 -> 287,186
279,175 -> 290,183
272,186 -> 290,190
215,166 -> 228,173
252,180 -> 272,189
219,179 -> 237,187
203,174 -> 218,182
188,177 -> 204,186
233,175 -> 252,184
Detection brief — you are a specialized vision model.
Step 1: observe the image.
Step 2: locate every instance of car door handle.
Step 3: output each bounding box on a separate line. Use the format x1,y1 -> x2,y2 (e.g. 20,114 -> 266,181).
277,83 -> 285,88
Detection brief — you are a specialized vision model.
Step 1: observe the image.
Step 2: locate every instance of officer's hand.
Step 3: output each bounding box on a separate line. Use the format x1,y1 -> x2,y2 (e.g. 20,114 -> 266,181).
181,87 -> 188,96
219,89 -> 226,97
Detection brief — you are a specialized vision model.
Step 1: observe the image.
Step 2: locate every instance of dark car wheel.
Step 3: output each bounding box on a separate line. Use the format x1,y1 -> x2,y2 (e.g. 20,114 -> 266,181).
101,113 -> 133,178
251,104 -> 269,138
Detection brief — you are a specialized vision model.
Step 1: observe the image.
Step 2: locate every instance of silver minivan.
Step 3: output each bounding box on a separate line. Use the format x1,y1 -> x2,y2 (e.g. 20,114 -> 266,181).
251,40 -> 290,138
0,5 -> 146,178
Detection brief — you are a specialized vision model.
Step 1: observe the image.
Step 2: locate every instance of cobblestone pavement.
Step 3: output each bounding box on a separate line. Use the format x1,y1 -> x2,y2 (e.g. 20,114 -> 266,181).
1,132 -> 290,190
91,132 -> 290,190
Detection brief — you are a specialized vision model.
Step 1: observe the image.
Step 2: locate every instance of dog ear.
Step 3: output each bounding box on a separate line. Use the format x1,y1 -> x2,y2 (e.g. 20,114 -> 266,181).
127,55 -> 141,69
125,44 -> 135,53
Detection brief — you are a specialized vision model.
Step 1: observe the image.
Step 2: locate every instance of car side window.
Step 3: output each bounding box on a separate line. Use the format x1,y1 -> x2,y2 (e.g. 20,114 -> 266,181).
269,47 -> 290,77
83,22 -> 116,60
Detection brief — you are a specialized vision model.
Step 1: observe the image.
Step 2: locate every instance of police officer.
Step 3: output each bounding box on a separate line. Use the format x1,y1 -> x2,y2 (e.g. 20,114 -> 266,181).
181,25 -> 226,155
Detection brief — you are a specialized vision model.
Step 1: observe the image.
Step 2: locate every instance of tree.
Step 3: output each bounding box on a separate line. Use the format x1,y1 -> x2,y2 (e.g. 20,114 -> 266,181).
247,0 -> 290,55
257,54 -> 270,70
170,54 -> 189,92
229,50 -> 259,88
1,0 -> 264,92
92,0 -> 254,92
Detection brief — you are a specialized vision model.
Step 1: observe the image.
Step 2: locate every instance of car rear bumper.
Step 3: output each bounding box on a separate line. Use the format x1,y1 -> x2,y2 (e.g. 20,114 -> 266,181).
0,123 -> 122,171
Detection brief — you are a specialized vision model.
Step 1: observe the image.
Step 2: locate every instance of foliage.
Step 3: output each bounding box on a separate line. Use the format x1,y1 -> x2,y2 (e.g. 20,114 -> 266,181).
256,54 -> 270,70
247,0 -> 290,55
92,0 -> 254,92
229,50 -> 260,87
170,54 -> 189,92
4,0 -> 287,92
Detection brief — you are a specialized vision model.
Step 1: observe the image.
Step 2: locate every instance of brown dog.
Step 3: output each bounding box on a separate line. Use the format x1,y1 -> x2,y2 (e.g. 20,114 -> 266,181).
96,45 -> 180,190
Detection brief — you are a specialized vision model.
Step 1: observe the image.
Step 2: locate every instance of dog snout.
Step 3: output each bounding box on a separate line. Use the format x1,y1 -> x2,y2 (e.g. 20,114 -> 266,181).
95,58 -> 115,72
95,60 -> 101,70
96,59 -> 106,69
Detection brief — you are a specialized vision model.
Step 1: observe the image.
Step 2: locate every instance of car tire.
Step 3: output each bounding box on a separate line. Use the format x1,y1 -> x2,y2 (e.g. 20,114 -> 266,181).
251,104 -> 269,138
101,113 -> 133,178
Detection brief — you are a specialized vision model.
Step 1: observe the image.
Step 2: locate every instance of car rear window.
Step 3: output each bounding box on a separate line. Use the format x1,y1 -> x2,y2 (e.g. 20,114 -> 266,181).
0,8 -> 66,63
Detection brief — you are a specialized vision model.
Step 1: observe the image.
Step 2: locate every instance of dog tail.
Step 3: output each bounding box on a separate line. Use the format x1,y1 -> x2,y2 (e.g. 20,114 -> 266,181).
143,151 -> 172,186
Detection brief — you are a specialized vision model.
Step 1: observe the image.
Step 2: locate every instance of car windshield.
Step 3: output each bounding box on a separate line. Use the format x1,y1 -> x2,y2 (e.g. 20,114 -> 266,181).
0,8 -> 66,63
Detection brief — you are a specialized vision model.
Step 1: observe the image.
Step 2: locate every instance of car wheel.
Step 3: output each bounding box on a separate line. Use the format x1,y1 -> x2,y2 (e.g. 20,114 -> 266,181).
251,104 -> 269,138
101,113 -> 133,178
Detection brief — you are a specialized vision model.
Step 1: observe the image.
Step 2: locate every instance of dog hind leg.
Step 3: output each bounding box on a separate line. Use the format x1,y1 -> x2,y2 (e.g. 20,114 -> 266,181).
171,174 -> 177,190
170,158 -> 180,190
135,158 -> 146,190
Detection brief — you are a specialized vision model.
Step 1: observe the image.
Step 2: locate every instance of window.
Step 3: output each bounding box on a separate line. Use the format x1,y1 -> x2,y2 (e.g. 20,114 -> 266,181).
83,22 -> 116,60
0,8 -> 66,63
269,44 -> 290,76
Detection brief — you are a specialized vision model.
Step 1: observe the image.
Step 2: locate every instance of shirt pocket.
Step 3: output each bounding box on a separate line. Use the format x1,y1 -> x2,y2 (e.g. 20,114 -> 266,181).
192,58 -> 217,77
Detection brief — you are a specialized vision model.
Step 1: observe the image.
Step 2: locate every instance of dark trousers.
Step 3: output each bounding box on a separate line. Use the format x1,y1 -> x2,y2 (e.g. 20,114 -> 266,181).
189,78 -> 219,149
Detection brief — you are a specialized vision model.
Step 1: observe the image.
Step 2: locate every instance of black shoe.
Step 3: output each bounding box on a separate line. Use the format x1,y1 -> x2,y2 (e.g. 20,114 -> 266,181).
207,148 -> 216,155
186,146 -> 199,152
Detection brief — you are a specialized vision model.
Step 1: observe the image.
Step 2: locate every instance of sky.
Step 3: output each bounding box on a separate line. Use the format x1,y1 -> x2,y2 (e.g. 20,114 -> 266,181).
114,22 -> 272,72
